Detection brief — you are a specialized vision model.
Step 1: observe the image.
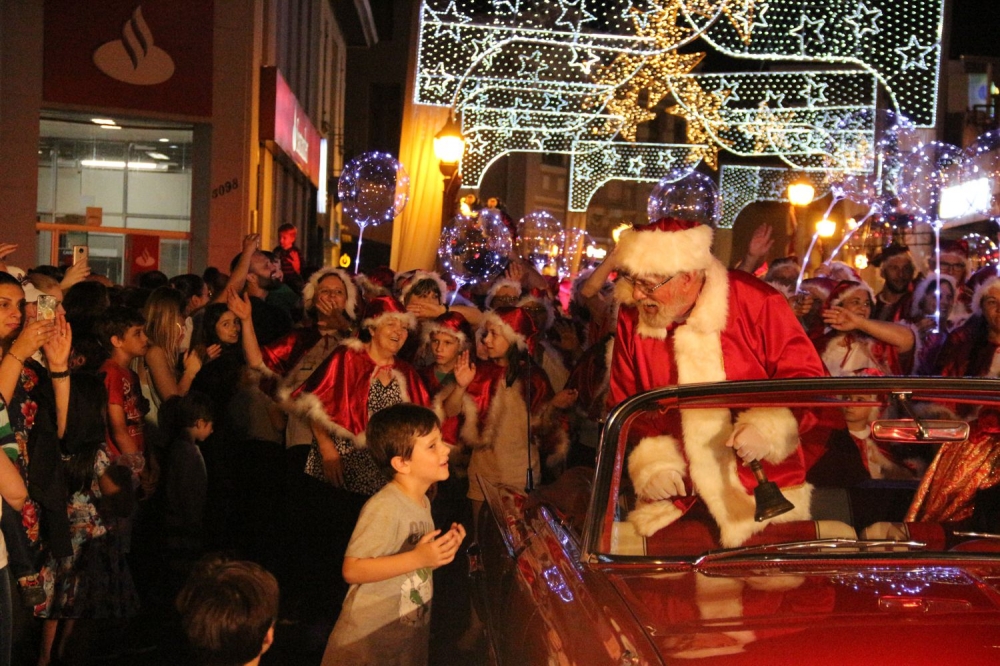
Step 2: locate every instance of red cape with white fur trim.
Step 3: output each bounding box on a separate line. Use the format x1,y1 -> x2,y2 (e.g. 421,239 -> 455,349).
280,338 -> 431,446
610,263 -> 827,547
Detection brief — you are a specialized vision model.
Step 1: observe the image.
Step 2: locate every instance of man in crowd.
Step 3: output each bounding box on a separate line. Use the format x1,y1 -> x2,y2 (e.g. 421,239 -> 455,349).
871,242 -> 916,323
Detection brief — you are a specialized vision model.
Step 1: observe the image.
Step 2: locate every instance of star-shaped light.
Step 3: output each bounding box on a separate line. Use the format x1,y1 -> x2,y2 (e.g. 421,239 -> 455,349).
490,0 -> 520,14
423,62 -> 456,97
713,76 -> 742,105
423,0 -> 472,42
845,2 -> 882,39
758,89 -> 786,109
574,160 -> 595,181
569,47 -> 601,75
801,78 -> 829,107
626,154 -> 646,176
789,13 -> 826,55
895,35 -> 936,71
518,50 -> 550,78
542,92 -> 569,112
555,0 -> 597,32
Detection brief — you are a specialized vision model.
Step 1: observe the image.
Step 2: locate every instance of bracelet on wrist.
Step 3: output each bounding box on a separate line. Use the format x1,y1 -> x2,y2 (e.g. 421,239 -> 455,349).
5,351 -> 25,366
49,369 -> 71,379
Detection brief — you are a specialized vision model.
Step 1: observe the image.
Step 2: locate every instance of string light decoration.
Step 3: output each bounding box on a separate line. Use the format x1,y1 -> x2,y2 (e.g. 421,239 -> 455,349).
690,0 -> 946,127
568,141 -> 702,210
718,165 -> 830,229
666,70 -> 879,171
414,0 -> 944,202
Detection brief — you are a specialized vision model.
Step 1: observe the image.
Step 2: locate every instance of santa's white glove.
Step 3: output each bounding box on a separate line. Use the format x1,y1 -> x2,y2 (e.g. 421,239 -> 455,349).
642,468 -> 686,500
726,423 -> 772,463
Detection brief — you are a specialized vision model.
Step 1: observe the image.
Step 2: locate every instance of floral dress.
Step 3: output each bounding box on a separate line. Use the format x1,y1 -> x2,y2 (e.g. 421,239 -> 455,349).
36,448 -> 139,619
8,359 -> 43,544
306,378 -> 402,497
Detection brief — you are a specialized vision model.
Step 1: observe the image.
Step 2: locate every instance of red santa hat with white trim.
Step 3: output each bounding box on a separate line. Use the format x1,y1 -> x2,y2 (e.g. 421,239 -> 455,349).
303,267 -> 358,319
485,278 -> 523,308
422,310 -> 473,347
824,279 -> 876,311
399,270 -> 449,304
360,294 -> 417,331
480,306 -> 538,354
614,217 -> 716,279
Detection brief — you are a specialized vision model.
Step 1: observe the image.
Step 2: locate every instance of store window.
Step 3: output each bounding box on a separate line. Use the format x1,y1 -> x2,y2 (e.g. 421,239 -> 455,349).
36,114 -> 195,280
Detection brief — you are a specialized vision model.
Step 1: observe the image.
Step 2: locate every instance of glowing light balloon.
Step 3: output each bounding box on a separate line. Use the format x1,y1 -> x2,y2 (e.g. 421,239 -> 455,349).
646,168 -> 720,227
962,130 -> 1000,220
516,210 -> 563,275
896,142 -> 964,223
438,208 -> 512,289
338,152 -> 409,272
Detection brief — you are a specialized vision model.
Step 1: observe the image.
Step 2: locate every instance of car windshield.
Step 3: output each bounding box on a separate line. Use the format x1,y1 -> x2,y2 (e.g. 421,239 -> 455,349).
584,377 -> 1000,562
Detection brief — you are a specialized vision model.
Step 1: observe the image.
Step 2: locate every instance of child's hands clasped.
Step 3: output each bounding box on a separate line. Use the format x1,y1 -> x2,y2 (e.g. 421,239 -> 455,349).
415,523 -> 467,569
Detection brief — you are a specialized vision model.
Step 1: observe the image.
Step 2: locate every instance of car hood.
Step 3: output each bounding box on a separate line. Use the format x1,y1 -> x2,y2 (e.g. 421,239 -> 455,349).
608,562 -> 1000,664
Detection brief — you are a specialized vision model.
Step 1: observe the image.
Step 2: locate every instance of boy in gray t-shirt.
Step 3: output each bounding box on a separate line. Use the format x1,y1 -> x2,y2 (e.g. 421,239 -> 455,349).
321,405 -> 466,666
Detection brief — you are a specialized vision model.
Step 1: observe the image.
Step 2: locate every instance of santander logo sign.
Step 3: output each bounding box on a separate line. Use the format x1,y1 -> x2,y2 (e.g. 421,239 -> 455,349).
93,6 -> 175,85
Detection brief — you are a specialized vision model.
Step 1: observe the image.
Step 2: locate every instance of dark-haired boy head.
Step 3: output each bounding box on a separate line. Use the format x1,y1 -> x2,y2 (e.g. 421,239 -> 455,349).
177,557 -> 279,666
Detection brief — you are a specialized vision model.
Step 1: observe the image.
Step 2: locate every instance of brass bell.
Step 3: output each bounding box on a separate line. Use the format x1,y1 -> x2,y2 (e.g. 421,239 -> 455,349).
749,459 -> 795,522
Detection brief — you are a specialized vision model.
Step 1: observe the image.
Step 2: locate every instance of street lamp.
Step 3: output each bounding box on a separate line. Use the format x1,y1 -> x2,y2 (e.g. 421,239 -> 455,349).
434,114 -> 465,227
785,180 -> 815,257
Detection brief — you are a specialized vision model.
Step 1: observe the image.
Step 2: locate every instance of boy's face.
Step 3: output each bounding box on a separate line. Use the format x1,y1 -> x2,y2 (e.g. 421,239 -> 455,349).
279,229 -> 296,249
842,394 -> 879,424
395,426 -> 451,484
430,331 -> 461,367
115,324 -> 149,358
192,418 -> 214,442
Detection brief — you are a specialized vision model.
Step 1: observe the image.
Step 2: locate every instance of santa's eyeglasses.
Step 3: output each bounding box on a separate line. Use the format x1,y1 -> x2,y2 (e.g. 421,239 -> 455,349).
619,273 -> 675,294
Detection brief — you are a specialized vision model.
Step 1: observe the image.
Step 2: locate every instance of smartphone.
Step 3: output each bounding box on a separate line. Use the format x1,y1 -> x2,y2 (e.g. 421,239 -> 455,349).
72,245 -> 89,266
36,294 -> 57,321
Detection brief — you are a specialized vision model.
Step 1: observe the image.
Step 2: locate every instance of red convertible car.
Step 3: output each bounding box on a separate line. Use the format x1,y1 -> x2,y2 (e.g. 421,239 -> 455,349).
470,377 -> 1000,665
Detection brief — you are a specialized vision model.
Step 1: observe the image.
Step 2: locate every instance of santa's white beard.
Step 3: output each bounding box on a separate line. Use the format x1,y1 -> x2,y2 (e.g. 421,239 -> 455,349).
637,299 -> 686,329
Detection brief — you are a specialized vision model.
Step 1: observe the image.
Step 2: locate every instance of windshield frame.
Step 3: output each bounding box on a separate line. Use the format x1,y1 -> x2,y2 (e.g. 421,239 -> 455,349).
581,376 -> 1000,564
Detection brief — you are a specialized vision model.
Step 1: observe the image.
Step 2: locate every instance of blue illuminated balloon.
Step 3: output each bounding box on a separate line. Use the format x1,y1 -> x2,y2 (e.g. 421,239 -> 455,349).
646,168 -> 720,227
337,152 -> 409,228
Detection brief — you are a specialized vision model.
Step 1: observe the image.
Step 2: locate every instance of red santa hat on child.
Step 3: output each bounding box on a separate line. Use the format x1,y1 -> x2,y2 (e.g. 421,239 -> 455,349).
399,270 -> 449,304
517,288 -> 556,331
615,217 -> 715,279
485,278 -> 523,308
480,306 -> 538,354
360,294 -> 416,331
354,266 -> 395,299
422,311 -> 473,347
303,267 -> 358,319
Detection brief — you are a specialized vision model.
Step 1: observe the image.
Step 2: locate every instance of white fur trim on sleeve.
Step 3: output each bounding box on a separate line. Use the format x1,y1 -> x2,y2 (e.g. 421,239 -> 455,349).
628,435 -> 686,499
628,498 -> 684,536
733,407 -> 800,464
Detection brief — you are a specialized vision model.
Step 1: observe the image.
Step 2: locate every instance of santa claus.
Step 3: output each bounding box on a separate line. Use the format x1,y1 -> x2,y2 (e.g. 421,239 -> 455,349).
608,212 -> 827,548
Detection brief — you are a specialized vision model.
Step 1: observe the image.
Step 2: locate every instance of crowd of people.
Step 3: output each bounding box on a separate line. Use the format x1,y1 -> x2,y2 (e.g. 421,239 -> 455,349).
0,211 -> 995,665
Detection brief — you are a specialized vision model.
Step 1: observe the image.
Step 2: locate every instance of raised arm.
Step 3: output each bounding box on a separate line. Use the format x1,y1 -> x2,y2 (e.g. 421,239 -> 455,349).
210,234 -> 260,305
228,288 -> 264,370
41,314 -> 72,439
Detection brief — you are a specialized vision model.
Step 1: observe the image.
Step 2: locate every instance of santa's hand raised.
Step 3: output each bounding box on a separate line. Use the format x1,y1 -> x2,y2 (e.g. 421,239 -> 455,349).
726,422 -> 772,463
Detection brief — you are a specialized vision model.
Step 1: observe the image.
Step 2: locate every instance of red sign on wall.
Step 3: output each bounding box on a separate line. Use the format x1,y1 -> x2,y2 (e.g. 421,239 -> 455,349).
259,67 -> 322,187
128,234 -> 161,281
43,0 -> 213,118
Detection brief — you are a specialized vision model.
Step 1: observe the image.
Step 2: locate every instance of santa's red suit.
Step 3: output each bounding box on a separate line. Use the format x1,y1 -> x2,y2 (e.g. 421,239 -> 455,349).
609,217 -> 827,548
